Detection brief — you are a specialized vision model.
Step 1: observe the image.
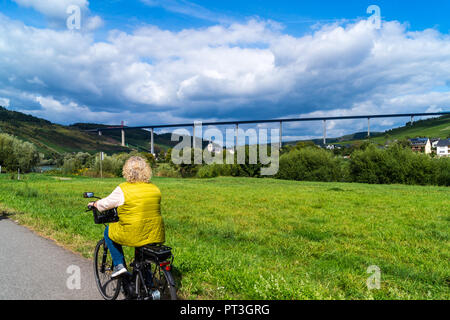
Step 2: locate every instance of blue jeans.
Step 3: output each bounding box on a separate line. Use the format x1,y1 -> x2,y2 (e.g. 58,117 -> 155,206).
104,226 -> 125,267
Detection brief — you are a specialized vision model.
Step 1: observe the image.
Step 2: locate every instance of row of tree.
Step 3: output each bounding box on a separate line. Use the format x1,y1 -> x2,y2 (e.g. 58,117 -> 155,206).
2,132 -> 449,186
165,142 -> 450,186
60,151 -> 156,177
277,143 -> 449,186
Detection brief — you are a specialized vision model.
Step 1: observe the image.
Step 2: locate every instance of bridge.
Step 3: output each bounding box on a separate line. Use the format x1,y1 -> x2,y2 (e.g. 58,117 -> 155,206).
85,112 -> 450,154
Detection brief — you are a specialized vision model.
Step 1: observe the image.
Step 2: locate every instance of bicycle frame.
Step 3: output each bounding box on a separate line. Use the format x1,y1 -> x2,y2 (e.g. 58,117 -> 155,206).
132,249 -> 152,300
100,226 -> 165,300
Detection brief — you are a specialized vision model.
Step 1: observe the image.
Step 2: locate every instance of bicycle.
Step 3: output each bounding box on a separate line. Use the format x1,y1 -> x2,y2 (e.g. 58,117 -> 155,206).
84,192 -> 177,300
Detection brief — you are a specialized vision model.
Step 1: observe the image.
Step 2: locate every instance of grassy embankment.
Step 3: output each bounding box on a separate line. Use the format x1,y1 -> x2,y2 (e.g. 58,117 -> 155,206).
0,174 -> 448,299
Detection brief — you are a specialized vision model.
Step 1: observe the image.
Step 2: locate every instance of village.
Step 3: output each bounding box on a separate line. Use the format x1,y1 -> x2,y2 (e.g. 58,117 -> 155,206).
409,138 -> 450,156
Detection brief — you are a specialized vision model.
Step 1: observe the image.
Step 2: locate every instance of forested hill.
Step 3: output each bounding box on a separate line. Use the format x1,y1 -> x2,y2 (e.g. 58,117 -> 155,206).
69,123 -> 181,153
0,107 -> 175,157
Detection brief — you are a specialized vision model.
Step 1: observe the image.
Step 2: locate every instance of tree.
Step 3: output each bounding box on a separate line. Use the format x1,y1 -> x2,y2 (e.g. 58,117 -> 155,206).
0,134 -> 39,172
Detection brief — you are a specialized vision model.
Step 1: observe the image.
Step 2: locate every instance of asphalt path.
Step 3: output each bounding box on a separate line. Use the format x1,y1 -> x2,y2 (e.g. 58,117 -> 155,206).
0,217 -> 102,300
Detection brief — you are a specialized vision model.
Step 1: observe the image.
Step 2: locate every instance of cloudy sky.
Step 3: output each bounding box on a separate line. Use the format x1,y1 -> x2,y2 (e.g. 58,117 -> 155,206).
0,0 -> 450,141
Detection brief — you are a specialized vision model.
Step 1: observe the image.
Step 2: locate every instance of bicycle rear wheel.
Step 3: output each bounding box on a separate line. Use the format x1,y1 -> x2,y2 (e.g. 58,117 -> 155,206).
93,239 -> 121,300
148,261 -> 177,300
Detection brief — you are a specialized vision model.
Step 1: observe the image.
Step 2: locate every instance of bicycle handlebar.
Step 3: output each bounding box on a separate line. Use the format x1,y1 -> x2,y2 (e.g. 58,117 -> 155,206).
84,192 -> 100,211
84,192 -> 119,224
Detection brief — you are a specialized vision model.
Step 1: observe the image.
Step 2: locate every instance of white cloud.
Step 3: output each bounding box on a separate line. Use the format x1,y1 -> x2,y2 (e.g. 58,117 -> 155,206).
12,0 -> 103,31
141,0 -> 234,24
85,15 -> 103,31
13,0 -> 89,19
0,97 -> 10,107
30,95 -> 113,124
0,13 -> 449,138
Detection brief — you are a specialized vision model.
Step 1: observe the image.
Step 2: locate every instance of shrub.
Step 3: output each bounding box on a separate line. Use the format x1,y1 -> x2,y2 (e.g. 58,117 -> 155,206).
167,147 -> 201,178
349,144 -> 444,185
139,152 -> 156,168
61,152 -> 94,174
349,145 -> 391,184
228,145 -> 265,178
59,151 -> 155,178
197,163 -> 233,178
91,153 -> 126,177
276,147 -> 346,182
433,157 -> 450,186
154,163 -> 181,178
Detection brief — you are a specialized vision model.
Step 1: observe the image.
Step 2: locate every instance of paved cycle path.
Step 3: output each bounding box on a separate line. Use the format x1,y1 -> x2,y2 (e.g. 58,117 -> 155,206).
0,217 -> 101,300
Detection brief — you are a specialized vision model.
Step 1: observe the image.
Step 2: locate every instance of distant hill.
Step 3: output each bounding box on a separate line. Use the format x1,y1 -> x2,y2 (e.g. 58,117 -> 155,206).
308,131 -> 383,145
284,131 -> 383,146
346,115 -> 450,146
69,123 -> 182,154
0,107 -> 178,158
381,115 -> 450,140
2,106 -> 448,157
285,114 -> 450,146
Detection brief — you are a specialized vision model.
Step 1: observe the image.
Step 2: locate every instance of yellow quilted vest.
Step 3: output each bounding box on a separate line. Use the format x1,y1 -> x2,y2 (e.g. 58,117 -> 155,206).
108,182 -> 165,247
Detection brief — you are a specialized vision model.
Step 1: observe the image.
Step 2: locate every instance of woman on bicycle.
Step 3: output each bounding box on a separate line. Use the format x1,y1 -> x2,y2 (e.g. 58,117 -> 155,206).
88,156 -> 165,278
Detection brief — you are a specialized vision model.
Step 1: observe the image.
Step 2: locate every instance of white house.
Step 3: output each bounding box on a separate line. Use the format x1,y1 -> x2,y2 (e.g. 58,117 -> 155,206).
207,142 -> 222,154
436,139 -> 450,157
326,144 -> 342,150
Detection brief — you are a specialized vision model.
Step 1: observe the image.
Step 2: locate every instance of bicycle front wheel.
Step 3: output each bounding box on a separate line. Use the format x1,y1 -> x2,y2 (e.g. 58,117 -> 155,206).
93,239 -> 121,300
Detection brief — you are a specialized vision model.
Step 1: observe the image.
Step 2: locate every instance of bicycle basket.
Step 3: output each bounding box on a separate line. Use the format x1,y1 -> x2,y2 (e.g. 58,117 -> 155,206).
142,244 -> 172,262
93,208 -> 119,224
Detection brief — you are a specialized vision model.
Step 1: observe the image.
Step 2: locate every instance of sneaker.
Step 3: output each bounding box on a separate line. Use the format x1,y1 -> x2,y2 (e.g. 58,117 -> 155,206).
111,264 -> 128,278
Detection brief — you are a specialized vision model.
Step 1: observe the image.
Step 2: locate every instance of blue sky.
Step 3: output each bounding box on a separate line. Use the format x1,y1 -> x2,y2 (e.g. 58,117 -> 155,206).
68,1 -> 450,32
6,1 -> 448,37
0,0 -> 449,140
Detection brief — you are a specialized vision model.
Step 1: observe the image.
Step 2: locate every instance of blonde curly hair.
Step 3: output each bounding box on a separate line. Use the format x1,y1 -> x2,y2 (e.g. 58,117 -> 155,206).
122,156 -> 152,183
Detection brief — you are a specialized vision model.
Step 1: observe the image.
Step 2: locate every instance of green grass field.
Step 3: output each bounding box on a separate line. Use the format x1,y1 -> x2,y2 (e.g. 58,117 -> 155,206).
0,174 -> 448,300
